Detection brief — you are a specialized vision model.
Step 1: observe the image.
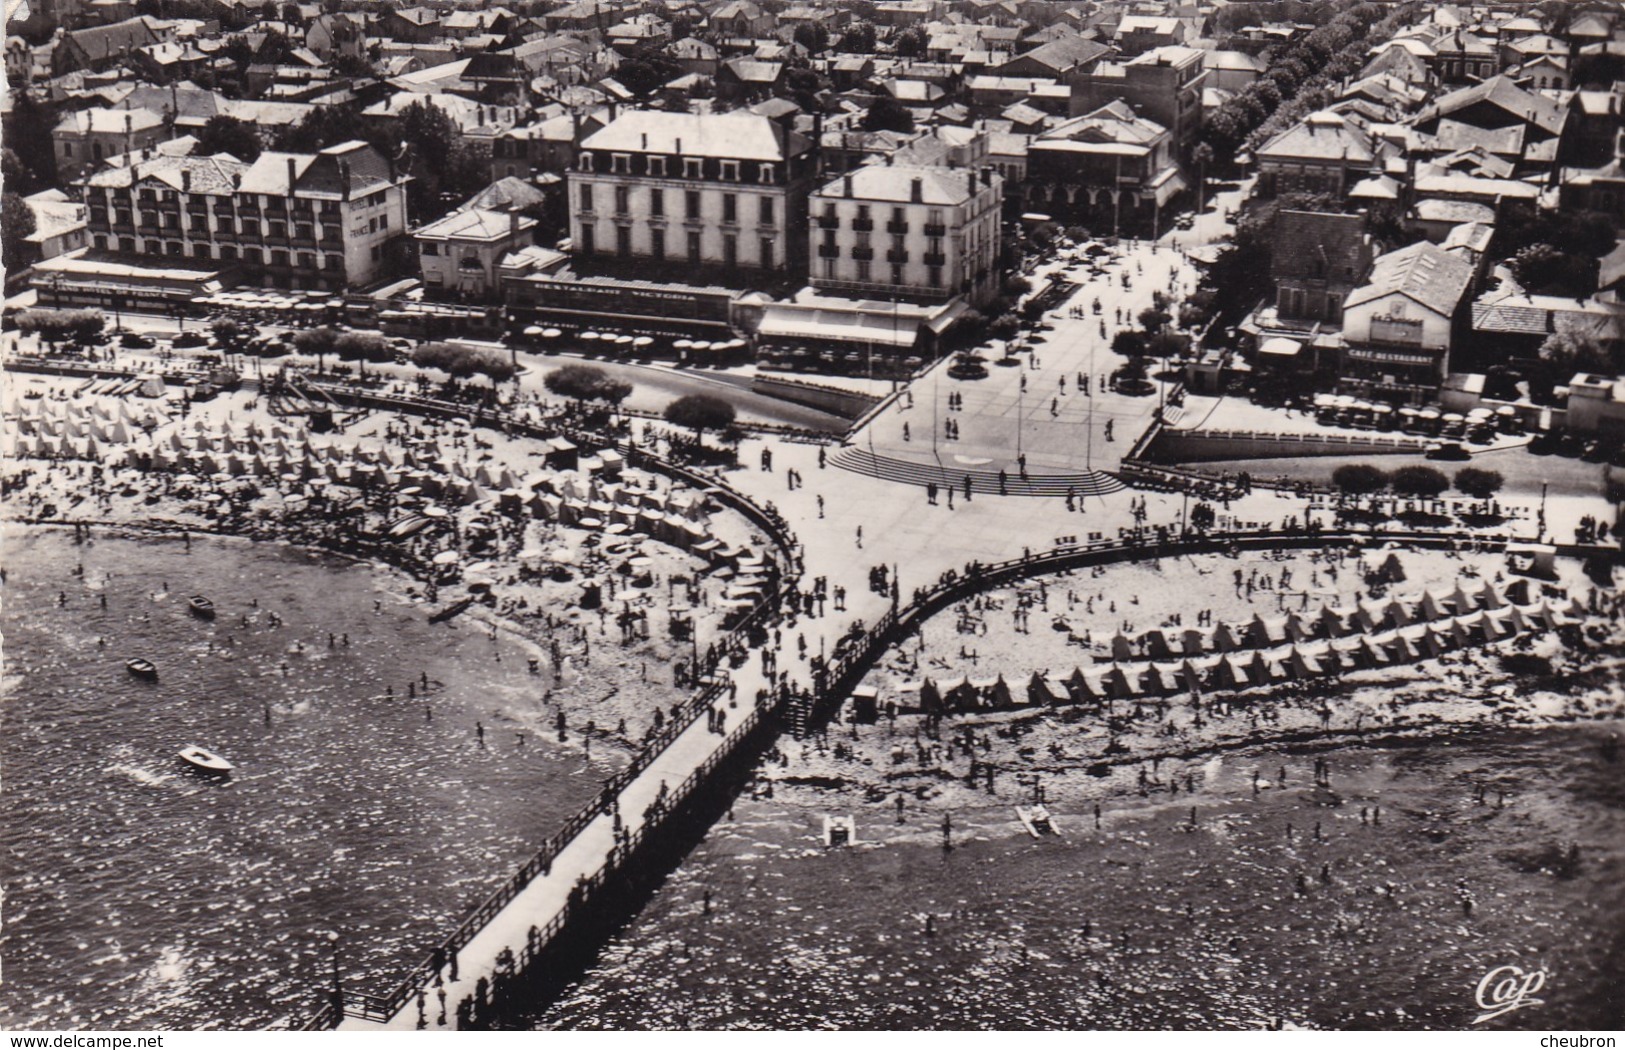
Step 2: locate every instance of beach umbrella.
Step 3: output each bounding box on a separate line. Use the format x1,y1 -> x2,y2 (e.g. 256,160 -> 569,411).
580,332 -> 600,342
542,328 -> 562,339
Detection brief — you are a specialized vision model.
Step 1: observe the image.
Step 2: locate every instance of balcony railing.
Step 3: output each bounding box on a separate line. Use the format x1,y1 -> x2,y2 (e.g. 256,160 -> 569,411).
886,249 -> 908,264
924,223 -> 946,238
852,218 -> 873,232
924,252 -> 946,267
886,220 -> 908,234
851,246 -> 874,261
816,214 -> 838,229
817,243 -> 839,258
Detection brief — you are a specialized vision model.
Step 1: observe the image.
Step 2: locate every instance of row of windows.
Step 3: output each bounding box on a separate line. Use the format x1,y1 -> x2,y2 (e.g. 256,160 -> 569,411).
92,235 -> 347,269
580,224 -> 777,267
816,259 -> 945,288
816,204 -> 945,226
580,152 -> 777,183
821,232 -> 942,253
579,184 -> 777,225
91,209 -> 369,240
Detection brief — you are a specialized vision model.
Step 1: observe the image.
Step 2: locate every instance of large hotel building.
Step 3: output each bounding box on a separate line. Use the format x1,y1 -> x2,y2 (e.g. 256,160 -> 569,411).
77,140 -> 410,291
567,110 -> 816,279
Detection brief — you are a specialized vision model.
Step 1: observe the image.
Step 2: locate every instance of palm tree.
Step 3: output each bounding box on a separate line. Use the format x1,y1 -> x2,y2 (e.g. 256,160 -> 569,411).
1191,142 -> 1214,212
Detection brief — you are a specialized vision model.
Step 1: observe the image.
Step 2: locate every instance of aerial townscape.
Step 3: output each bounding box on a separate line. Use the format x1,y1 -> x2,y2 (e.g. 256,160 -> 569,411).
3,0 -> 1625,1034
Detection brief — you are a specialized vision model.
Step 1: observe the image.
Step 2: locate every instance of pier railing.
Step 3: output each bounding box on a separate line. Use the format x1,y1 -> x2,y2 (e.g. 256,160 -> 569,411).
792,525 -> 1613,733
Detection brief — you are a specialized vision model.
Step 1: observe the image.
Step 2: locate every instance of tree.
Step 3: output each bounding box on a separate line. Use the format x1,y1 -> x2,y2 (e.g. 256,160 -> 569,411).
1510,243 -> 1598,298
838,21 -> 876,53
616,46 -> 680,97
1110,330 -> 1147,357
793,21 -> 829,52
5,91 -> 60,191
293,326 -> 338,365
3,148 -> 38,197
2,192 -> 37,276
893,25 -> 926,56
413,341 -> 516,382
1137,305 -> 1172,331
1332,463 -> 1387,496
1454,467 -> 1504,500
197,115 -> 263,162
544,363 -> 631,405
1539,326 -> 1617,377
665,393 -> 735,441
334,331 -> 391,362
1192,141 -> 1214,205
988,313 -> 1021,341
863,95 -> 914,133
1002,275 -> 1033,298
210,316 -> 245,348
1390,465 -> 1449,499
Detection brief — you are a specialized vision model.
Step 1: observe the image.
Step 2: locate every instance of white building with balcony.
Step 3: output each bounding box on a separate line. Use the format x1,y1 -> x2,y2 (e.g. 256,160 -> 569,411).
808,164 -> 1003,307
567,109 -> 816,281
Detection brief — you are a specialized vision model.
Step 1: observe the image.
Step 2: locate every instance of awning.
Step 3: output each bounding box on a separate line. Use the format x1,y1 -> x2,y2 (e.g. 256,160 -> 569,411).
1258,336 -> 1303,357
757,304 -> 923,348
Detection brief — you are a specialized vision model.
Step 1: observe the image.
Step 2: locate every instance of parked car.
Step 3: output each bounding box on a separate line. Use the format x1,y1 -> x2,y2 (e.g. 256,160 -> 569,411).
1425,441 -> 1469,460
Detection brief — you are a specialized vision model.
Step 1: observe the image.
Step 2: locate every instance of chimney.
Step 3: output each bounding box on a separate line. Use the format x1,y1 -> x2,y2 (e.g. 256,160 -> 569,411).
843,174 -> 853,197
339,159 -> 351,201
910,176 -> 922,203
510,209 -> 519,241
182,168 -> 192,192
675,136 -> 682,154
287,156 -> 297,194
641,131 -> 648,148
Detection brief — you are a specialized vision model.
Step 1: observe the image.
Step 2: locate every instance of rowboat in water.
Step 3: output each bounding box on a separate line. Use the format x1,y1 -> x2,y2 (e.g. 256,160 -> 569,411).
188,595 -> 216,619
126,657 -> 158,679
177,744 -> 234,777
823,814 -> 856,847
1017,805 -> 1059,839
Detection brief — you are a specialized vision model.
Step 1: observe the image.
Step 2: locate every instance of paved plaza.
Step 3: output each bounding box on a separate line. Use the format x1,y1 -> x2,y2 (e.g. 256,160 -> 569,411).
851,239 -> 1202,482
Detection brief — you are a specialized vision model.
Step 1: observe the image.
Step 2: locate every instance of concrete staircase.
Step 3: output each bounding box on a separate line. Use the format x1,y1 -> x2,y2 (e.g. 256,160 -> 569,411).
831,446 -> 1125,499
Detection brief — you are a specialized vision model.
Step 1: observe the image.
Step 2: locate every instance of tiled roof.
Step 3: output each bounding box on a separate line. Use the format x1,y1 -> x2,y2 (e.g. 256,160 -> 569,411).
416,206 -> 534,241
1257,110 -> 1375,163
83,151 -> 249,194
814,164 -> 985,205
582,108 -> 805,161
1271,210 -> 1367,281
1416,75 -> 1567,137
55,105 -> 165,134
1347,241 -> 1474,315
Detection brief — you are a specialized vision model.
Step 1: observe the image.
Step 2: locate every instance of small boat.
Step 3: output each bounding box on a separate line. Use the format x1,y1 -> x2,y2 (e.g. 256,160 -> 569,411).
177,744 -> 234,777
1017,805 -> 1060,839
188,595 -> 216,619
126,657 -> 158,680
823,814 -> 856,848
427,595 -> 476,624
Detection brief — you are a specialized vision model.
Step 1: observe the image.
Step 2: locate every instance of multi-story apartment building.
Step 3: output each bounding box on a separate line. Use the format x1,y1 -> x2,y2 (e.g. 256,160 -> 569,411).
1025,101 -> 1185,236
568,109 -> 816,281
78,140 -> 410,291
808,164 -> 1003,307
1068,45 -> 1207,157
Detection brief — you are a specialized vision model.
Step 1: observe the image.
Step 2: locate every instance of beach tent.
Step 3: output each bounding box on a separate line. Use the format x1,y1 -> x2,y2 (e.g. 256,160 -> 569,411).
1180,628 -> 1207,655
1141,663 -> 1178,696
1027,672 -> 1064,706
1211,655 -> 1251,690
1063,667 -> 1100,705
1139,629 -> 1174,660
1211,622 -> 1240,652
1110,632 -> 1134,661
1285,645 -> 1324,678
1100,665 -> 1138,701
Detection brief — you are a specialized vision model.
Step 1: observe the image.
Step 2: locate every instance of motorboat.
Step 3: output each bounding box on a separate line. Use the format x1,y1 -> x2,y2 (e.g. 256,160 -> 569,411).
177,744 -> 234,777
188,595 -> 216,619
126,657 -> 158,680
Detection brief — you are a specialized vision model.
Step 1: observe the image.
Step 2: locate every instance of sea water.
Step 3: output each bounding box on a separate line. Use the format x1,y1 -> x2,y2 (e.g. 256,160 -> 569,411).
1,527 -> 614,1030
